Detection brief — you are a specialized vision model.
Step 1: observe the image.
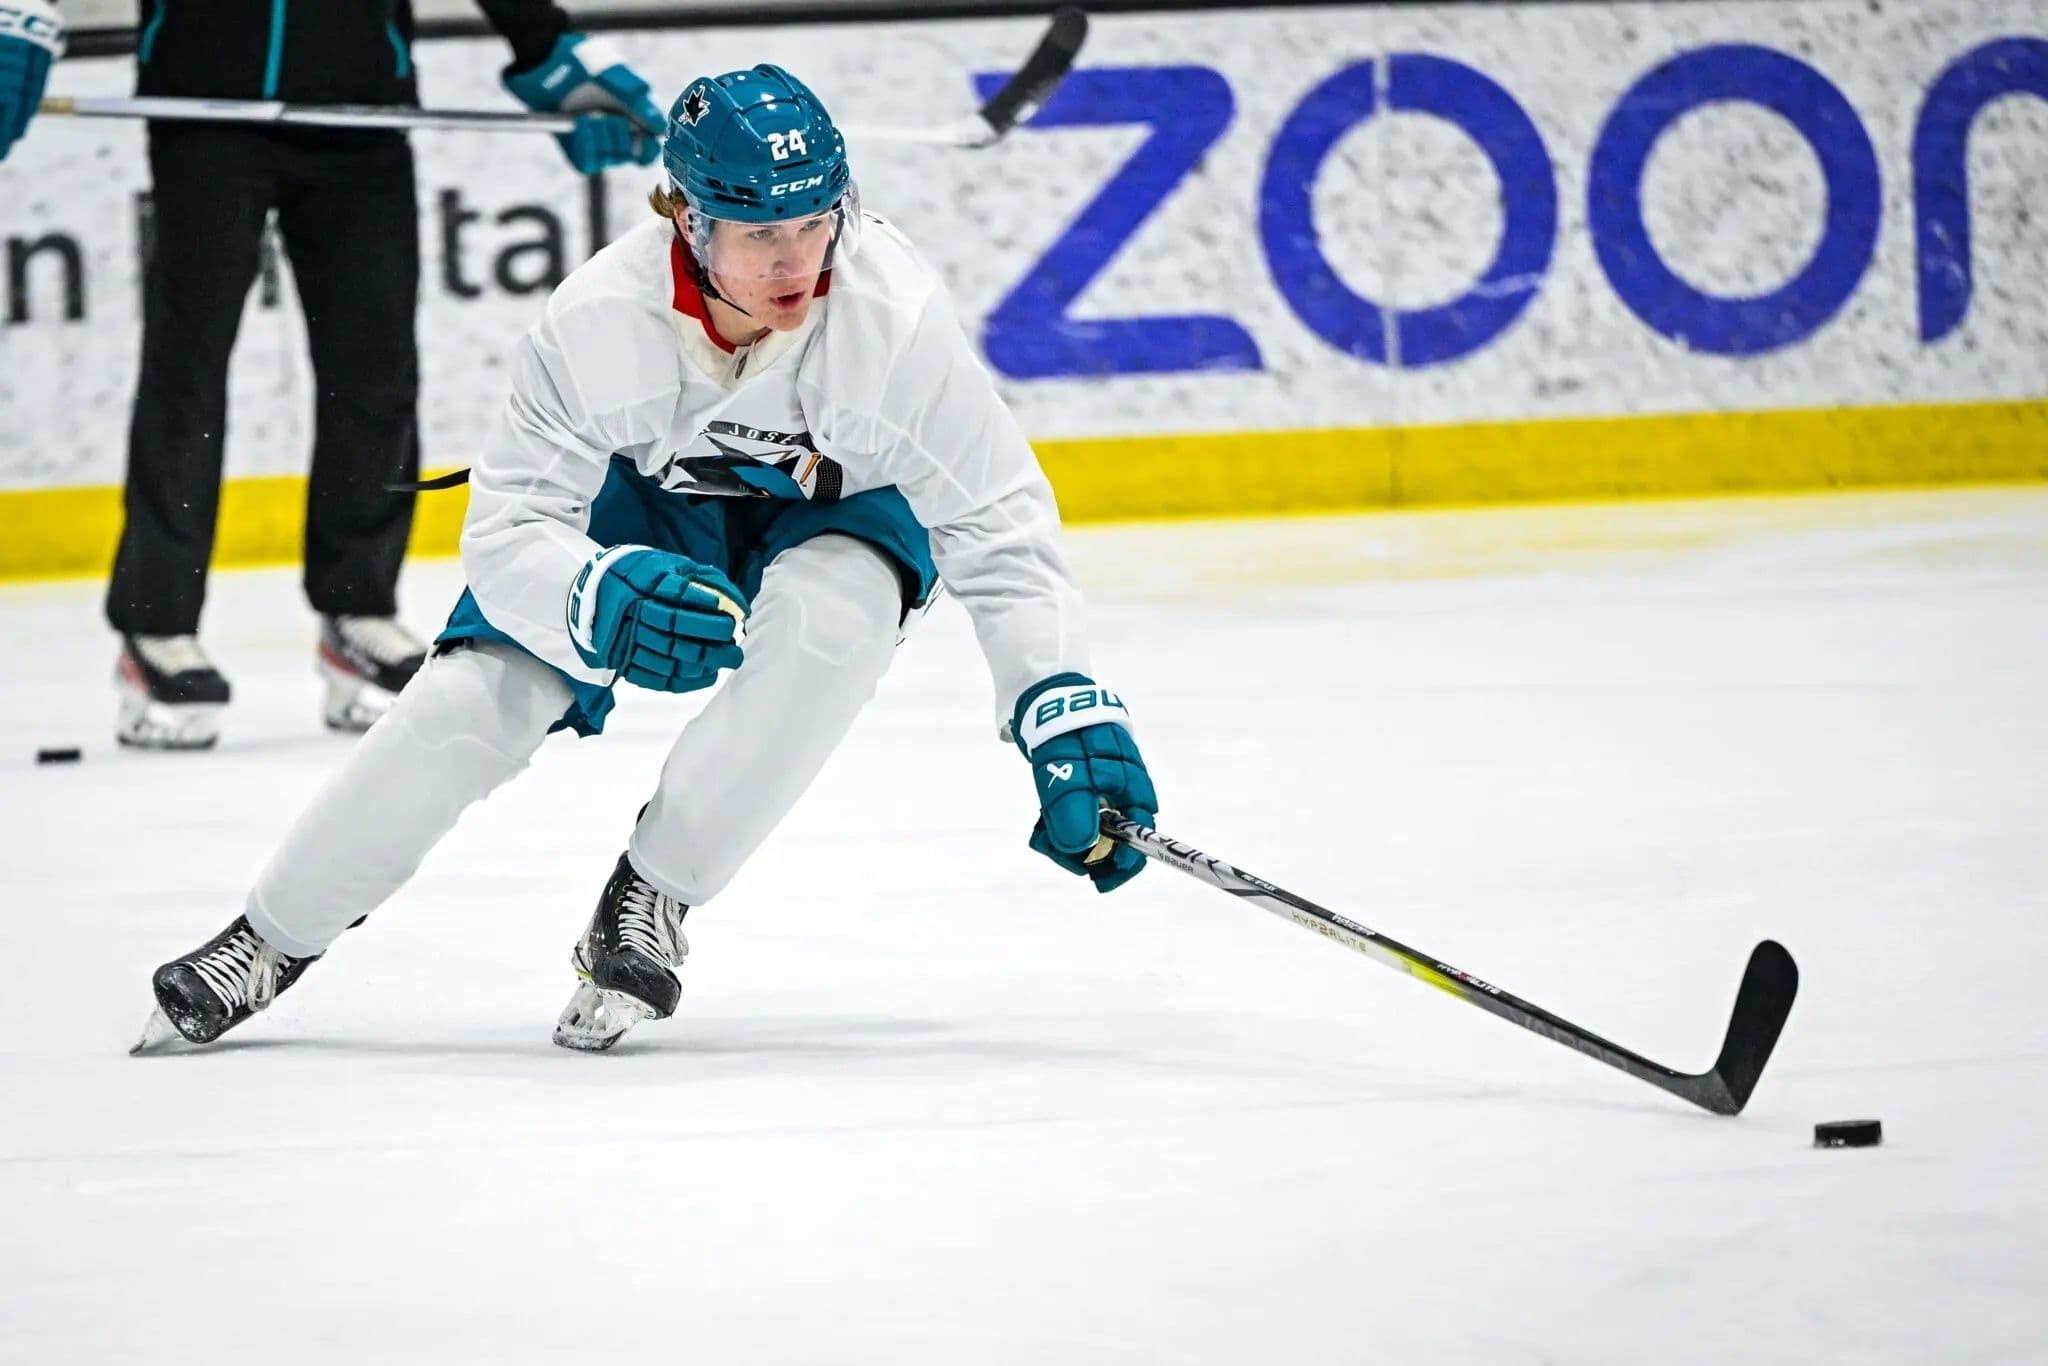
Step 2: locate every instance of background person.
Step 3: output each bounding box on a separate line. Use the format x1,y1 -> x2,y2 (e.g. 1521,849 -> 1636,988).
98,0 -> 668,748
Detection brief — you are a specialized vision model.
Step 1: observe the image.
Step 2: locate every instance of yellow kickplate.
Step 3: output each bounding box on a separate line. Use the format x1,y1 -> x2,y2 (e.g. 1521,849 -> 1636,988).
4,398 -> 2043,582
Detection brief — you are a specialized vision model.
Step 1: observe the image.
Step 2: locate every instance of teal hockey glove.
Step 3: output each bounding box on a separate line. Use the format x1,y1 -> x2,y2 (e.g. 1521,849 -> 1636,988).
1014,673 -> 1156,893
0,0 -> 64,161
567,545 -> 747,693
503,33 -> 663,174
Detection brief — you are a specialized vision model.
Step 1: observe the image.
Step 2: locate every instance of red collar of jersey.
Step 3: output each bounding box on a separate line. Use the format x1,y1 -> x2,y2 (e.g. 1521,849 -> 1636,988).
669,237 -> 831,356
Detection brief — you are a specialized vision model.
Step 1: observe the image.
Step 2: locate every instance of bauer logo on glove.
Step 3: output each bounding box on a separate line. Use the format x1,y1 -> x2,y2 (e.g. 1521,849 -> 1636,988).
1014,673 -> 1157,893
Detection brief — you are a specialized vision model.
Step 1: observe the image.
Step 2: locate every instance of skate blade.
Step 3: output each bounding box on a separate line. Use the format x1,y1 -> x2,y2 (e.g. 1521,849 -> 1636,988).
130,1008 -> 184,1055
552,981 -> 656,1053
116,693 -> 223,750
319,663 -> 399,733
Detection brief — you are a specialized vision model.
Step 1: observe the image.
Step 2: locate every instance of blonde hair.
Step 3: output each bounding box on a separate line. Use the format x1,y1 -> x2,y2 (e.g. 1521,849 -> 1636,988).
649,185 -> 683,218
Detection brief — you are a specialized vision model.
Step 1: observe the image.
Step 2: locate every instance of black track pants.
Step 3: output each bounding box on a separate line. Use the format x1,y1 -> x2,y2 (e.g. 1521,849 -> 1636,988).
107,123 -> 421,635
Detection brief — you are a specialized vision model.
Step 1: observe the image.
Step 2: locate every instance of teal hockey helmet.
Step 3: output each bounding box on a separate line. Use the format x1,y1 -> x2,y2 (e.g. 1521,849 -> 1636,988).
662,64 -> 861,280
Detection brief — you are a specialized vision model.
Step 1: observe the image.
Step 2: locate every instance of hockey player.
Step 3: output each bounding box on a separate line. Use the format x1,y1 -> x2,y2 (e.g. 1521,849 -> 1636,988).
135,64 -> 1159,1054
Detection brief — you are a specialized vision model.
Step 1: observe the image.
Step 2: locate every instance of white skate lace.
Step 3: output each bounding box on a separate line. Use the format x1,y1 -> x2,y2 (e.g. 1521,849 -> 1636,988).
190,928 -> 288,1011
335,616 -> 426,667
617,879 -> 687,967
132,634 -> 214,676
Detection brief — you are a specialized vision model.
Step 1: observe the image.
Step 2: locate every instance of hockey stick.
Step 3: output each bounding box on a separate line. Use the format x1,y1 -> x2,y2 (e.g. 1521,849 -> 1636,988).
937,4 -> 1087,148
36,95 -> 580,135
1107,817 -> 1798,1116
37,7 -> 1087,146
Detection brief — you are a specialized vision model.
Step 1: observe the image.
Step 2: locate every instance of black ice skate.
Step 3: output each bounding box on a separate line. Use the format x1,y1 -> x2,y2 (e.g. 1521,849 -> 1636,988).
131,915 -> 319,1053
554,853 -> 689,1052
115,634 -> 231,750
318,615 -> 426,732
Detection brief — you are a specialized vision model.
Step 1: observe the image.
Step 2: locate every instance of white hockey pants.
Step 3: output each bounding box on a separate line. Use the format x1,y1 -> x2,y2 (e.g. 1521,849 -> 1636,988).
245,535 -> 907,957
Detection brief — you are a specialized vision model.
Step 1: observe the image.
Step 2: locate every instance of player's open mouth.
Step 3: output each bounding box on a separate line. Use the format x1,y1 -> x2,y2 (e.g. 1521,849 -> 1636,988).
771,290 -> 806,309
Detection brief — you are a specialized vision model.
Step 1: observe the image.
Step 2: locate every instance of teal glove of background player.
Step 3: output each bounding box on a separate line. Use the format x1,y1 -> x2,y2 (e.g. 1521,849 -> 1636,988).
1014,673 -> 1156,894
566,545 -> 747,694
502,33 -> 664,175
0,0 -> 65,162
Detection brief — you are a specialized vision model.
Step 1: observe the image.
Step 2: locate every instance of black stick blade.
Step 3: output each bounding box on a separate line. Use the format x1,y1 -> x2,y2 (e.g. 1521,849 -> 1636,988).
1686,940 -> 1799,1115
975,7 -> 1089,140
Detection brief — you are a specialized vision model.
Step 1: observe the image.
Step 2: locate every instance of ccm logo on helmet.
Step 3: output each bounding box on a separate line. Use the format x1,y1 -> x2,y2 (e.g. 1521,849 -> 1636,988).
770,176 -> 827,197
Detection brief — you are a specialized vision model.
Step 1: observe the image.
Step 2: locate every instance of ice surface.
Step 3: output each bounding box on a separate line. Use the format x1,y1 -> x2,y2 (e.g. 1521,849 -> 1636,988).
3,488 -> 2044,1364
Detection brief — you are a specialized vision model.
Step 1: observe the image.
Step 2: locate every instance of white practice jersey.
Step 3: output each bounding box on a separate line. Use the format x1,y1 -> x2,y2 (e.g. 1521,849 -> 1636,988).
460,212 -> 1091,726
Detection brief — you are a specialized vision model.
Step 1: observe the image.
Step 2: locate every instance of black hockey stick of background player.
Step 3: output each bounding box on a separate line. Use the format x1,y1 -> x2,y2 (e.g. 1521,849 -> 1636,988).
1105,817 -> 1799,1116
40,8 -> 1088,149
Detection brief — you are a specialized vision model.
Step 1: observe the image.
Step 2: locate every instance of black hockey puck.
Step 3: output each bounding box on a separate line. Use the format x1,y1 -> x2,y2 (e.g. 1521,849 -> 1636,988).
1814,1119 -> 1882,1148
35,746 -> 82,765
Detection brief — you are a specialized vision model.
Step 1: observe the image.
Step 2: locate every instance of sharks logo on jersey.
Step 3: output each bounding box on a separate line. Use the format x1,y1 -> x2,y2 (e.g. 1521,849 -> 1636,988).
656,421 -> 846,503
